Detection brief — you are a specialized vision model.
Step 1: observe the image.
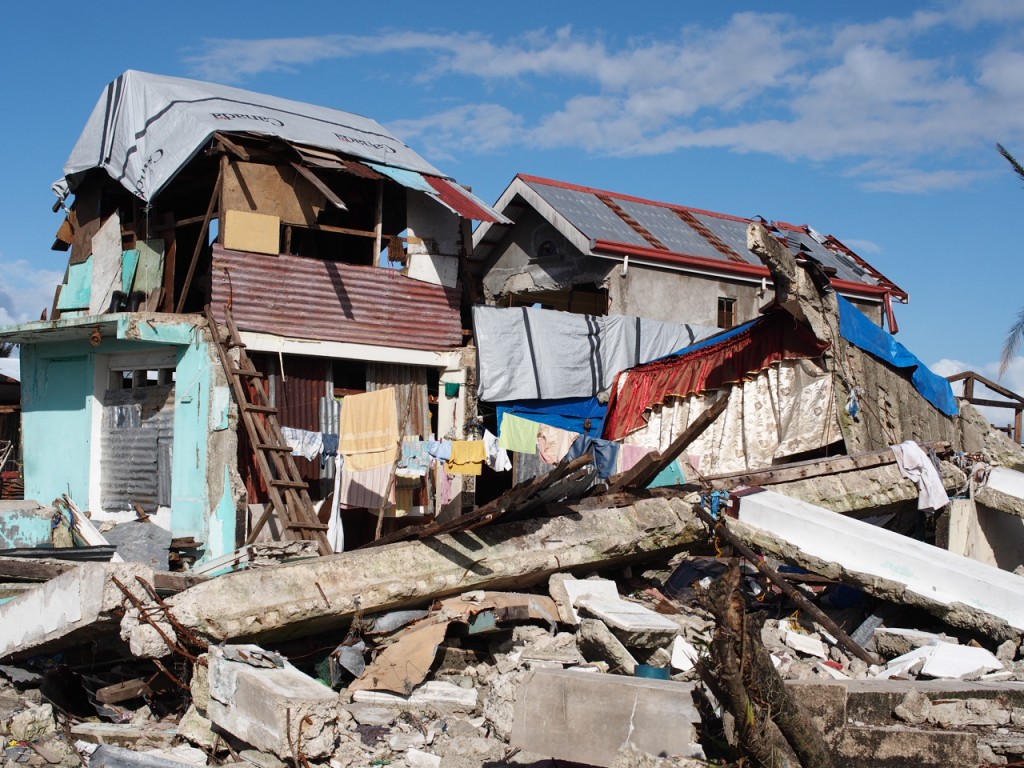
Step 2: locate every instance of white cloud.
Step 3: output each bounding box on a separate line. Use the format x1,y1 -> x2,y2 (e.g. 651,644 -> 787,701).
0,257 -> 63,327
184,9 -> 1024,193
841,238 -> 883,255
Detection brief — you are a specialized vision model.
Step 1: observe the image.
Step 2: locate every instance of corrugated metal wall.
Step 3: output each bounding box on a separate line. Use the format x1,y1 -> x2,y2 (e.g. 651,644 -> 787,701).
367,363 -> 430,437
211,245 -> 462,350
100,385 -> 174,513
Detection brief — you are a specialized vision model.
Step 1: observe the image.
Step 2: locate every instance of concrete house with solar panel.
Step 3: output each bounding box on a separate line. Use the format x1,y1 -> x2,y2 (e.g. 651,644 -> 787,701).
0,71 -> 509,564
471,175 -> 906,332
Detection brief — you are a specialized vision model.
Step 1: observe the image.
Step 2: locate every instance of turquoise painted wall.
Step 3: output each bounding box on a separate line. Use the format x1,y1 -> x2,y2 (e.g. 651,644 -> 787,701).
21,342 -> 94,506
20,322 -> 237,561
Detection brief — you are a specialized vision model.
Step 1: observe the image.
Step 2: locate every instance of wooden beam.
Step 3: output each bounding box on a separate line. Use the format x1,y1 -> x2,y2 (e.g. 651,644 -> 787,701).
605,395 -> 730,493
95,678 -> 150,704
289,162 -> 347,211
213,132 -> 251,161
948,370 -> 1024,403
175,157 -> 225,313
702,440 -> 951,490
962,397 -> 1023,411
695,503 -> 881,667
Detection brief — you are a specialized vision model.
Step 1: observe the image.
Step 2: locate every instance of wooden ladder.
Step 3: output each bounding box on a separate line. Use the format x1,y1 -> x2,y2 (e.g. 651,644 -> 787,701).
205,305 -> 332,555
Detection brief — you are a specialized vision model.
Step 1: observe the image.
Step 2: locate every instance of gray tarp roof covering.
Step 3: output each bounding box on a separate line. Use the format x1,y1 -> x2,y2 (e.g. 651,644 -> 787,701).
63,70 -> 448,202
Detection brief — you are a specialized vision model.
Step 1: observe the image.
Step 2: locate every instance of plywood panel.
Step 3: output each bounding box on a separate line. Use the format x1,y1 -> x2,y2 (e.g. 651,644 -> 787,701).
223,210 -> 281,256
222,161 -> 325,226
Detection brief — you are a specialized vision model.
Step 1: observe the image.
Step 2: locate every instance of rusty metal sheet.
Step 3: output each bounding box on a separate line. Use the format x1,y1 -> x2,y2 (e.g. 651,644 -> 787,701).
424,176 -> 511,224
272,356 -> 329,483
211,245 -> 462,350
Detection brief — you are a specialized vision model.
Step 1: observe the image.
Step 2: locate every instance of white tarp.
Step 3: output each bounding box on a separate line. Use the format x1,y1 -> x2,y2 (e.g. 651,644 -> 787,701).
624,357 -> 840,475
63,70 -> 446,202
474,305 -> 719,401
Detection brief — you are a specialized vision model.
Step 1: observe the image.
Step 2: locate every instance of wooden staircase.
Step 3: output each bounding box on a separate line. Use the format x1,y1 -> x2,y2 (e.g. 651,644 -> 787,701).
205,305 -> 332,555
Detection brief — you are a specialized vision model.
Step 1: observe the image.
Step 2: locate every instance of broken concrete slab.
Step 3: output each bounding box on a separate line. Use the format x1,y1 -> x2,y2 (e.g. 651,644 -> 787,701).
89,744 -> 203,768
732,489 -> 1024,638
873,627 -> 958,658
742,459 -> 966,518
69,722 -> 178,749
510,667 -> 703,767
578,619 -> 637,674
206,645 -> 341,760
141,498 -> 704,647
576,595 -> 680,648
837,725 -> 978,768
0,561 -> 154,659
977,466 -> 1024,518
550,575 -> 621,623
886,642 -> 1003,680
351,680 -> 478,711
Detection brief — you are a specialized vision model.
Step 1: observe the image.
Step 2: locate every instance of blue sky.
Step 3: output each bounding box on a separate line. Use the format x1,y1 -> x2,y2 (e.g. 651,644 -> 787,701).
2,0 -> 1024,418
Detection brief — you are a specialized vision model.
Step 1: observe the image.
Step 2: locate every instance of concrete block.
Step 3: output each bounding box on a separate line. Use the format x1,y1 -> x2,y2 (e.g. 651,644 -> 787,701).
788,678 -> 1024,726
0,562 -> 153,659
578,618 -> 637,675
510,668 -> 703,767
577,596 -> 680,648
836,724 -> 978,768
351,680 -> 478,711
207,645 -> 340,759
558,577 -> 620,623
886,642 -> 1002,679
69,722 -> 178,749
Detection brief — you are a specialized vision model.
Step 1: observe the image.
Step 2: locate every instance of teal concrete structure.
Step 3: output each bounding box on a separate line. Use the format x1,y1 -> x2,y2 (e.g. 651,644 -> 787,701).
12,313 -> 238,562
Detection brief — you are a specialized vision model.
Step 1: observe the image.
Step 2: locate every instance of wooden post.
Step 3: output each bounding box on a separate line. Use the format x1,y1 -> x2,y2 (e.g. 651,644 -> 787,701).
175,156 -> 225,313
372,179 -> 383,267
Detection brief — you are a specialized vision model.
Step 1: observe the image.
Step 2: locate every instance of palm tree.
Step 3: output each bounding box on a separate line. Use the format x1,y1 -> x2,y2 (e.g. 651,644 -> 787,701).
0,342 -> 12,358
999,143 -> 1024,376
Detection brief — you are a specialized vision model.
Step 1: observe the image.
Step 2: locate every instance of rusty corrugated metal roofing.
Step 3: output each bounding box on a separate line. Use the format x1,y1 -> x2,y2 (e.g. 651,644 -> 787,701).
211,245 -> 462,350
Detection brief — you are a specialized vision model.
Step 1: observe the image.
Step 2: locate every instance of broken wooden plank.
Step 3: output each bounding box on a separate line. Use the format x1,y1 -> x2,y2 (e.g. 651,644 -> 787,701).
289,162 -> 347,211
95,678 -> 151,704
362,453 -> 595,548
703,440 -> 951,490
693,501 -> 880,667
605,395 -> 729,493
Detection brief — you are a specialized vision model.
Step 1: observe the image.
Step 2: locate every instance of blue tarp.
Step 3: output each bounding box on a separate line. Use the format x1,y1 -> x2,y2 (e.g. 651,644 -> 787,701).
496,396 -> 607,437
837,296 -> 958,417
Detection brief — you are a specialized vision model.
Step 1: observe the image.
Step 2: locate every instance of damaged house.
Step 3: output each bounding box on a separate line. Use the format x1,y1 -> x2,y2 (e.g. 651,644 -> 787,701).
9,75 -> 1024,768
0,70 -> 508,562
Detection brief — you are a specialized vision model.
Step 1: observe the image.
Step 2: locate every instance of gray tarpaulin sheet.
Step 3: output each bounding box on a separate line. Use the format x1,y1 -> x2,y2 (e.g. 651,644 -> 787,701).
474,306 -> 719,401
63,70 -> 446,201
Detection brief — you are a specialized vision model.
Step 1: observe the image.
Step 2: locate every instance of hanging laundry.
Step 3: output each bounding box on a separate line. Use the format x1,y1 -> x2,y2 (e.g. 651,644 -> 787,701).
891,441 -> 949,511
618,443 -> 654,474
537,424 -> 580,465
397,437 -> 432,478
483,429 -> 511,472
339,388 -> 399,471
435,462 -> 454,508
281,426 -> 323,461
565,434 -> 621,481
447,440 -> 488,475
498,413 -> 540,454
320,433 -> 339,469
337,463 -> 394,510
426,440 -> 453,461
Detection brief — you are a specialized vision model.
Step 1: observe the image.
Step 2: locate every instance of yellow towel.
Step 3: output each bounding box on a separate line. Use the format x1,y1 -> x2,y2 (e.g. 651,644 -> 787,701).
339,388 -> 399,471
446,440 -> 487,475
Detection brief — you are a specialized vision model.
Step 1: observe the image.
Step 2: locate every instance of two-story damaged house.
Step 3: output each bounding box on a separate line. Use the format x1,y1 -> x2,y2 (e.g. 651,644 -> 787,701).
471,174 -> 907,331
0,71 -> 507,562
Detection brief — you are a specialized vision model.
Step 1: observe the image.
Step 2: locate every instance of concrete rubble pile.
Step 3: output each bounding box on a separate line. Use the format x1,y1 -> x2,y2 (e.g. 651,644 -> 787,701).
6,420 -> 1024,768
